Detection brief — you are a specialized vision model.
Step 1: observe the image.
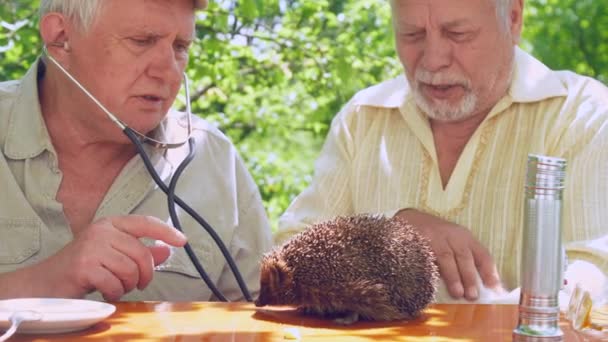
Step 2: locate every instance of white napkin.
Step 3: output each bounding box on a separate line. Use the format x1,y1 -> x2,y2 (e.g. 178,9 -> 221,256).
434,260 -> 607,309
434,273 -> 520,304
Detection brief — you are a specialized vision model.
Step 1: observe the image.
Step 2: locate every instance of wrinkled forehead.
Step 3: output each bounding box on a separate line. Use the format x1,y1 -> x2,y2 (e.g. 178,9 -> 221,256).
94,0 -> 196,35
391,0 -> 497,28
390,0 -> 495,8
98,0 -> 197,19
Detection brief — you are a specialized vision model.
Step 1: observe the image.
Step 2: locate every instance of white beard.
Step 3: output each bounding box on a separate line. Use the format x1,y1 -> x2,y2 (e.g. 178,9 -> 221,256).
411,68 -> 478,122
413,88 -> 478,122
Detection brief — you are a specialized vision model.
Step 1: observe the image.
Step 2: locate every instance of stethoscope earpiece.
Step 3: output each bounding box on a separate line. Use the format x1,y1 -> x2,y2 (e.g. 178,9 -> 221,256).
47,41 -> 70,52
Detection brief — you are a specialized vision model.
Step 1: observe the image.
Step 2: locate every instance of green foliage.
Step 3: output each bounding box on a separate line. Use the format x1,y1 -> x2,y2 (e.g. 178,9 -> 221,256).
523,0 -> 608,83
0,1 -> 40,79
1,0 -> 607,229
189,0 -> 398,225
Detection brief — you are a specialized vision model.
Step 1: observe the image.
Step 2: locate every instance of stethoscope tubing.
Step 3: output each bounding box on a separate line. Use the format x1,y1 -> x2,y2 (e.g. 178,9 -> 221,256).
42,45 -> 253,302
124,125 -> 253,302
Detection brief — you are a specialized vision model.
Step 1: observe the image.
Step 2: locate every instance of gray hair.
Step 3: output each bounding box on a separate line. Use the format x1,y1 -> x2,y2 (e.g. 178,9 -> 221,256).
39,0 -> 208,31
39,0 -> 102,31
495,0 -> 515,31
390,0 -> 515,32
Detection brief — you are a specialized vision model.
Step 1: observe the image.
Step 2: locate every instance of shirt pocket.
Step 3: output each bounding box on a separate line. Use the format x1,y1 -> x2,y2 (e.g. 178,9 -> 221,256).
0,218 -> 41,264
154,244 -> 208,279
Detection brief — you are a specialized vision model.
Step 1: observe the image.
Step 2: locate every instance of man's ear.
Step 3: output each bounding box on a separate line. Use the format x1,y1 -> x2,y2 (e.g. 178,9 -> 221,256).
39,13 -> 72,59
510,0 -> 525,44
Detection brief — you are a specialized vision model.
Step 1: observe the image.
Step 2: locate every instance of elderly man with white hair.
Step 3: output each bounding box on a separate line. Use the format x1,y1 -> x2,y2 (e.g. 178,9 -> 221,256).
277,0 -> 608,303
0,0 -> 272,302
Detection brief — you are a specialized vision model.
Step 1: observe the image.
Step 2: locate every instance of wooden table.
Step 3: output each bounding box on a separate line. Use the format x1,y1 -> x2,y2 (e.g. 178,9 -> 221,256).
10,302 -> 589,341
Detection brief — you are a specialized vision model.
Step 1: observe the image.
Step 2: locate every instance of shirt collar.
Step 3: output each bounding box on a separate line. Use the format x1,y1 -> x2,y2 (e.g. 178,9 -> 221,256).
508,46 -> 568,102
3,58 -> 53,160
353,46 -> 568,109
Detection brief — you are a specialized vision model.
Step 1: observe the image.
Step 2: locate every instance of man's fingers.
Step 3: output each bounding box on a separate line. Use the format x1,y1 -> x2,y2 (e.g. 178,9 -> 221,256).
435,243 -> 464,299
101,248 -> 140,294
149,244 -> 172,267
472,243 -> 501,289
110,231 -> 156,290
88,266 -> 125,302
59,215 -> 187,298
478,264 -> 501,290
110,215 -> 187,247
451,245 -> 479,300
110,240 -> 173,291
398,211 -> 499,302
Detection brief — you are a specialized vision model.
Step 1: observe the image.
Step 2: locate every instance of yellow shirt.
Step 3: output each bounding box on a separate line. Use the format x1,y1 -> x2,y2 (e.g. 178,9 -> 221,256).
277,47 -> 608,291
0,59 -> 273,301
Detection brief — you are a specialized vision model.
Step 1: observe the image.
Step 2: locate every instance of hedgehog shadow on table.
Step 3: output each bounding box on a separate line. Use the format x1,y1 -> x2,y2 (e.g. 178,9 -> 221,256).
254,214 -> 439,325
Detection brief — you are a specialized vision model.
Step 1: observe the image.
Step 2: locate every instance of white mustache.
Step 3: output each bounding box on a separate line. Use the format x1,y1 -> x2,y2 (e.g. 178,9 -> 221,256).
415,69 -> 471,89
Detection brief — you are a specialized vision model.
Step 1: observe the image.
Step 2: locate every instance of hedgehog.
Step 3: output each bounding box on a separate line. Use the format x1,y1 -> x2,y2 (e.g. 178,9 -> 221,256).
255,214 -> 439,324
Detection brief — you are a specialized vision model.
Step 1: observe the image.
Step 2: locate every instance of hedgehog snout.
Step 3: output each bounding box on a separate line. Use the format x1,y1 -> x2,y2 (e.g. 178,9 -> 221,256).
254,297 -> 265,307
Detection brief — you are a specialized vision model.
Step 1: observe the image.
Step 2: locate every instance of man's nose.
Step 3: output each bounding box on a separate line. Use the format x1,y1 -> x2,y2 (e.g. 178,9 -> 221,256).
420,34 -> 452,72
147,44 -> 183,85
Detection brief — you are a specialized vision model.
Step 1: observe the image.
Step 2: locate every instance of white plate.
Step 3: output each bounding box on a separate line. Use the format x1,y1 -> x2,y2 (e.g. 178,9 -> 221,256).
0,298 -> 116,334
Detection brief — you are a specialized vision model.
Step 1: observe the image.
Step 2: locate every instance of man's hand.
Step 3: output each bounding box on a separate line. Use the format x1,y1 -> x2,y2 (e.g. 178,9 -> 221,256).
38,215 -> 187,301
395,209 -> 502,300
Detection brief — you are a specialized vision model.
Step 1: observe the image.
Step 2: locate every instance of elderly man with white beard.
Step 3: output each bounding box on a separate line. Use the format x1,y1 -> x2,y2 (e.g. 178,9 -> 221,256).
276,0 -> 608,303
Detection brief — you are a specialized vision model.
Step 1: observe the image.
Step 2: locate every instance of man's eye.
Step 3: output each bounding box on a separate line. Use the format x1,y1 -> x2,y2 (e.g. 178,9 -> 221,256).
130,37 -> 155,46
401,32 -> 425,42
448,31 -> 472,42
174,43 -> 190,53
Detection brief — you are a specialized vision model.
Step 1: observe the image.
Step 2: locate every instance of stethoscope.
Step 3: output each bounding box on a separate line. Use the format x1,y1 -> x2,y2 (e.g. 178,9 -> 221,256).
42,43 -> 252,302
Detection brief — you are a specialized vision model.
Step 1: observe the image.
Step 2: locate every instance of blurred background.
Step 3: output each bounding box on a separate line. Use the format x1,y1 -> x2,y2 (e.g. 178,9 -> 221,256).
1,0 -> 606,230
